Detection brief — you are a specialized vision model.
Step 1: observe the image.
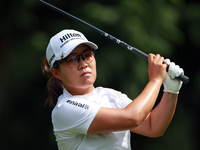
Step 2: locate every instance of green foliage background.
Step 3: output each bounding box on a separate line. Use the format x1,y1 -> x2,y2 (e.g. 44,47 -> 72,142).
0,0 -> 200,149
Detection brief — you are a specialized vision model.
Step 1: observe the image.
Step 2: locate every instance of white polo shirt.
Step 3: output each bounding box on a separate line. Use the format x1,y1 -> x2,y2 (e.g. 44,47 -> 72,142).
52,87 -> 132,150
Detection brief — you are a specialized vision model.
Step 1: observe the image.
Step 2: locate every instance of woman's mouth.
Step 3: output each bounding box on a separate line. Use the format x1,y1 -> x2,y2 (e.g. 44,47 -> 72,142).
81,72 -> 91,77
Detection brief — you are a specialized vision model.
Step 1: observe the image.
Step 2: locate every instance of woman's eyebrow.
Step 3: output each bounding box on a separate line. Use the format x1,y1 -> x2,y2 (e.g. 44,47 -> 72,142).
69,48 -> 91,55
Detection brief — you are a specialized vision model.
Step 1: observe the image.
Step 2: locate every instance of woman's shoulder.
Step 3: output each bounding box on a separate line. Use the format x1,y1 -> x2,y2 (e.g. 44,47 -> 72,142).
95,87 -> 123,98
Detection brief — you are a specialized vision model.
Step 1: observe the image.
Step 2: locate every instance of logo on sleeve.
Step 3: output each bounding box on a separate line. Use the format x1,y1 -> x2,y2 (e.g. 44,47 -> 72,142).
66,100 -> 89,110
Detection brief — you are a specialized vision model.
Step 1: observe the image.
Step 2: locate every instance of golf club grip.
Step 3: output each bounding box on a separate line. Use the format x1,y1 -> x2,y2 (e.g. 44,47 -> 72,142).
39,0 -> 189,84
177,74 -> 189,84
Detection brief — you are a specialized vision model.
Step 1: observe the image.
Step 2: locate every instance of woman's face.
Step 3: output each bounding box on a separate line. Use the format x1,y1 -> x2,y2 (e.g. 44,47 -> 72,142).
53,44 -> 97,95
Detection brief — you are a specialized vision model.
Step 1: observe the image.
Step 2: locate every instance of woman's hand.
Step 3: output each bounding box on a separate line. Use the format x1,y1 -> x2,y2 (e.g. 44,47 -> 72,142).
148,54 -> 167,84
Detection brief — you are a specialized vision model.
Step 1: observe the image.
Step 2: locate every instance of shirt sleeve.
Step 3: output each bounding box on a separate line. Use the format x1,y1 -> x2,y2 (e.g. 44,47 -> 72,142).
120,92 -> 133,108
52,98 -> 101,135
106,88 -> 132,108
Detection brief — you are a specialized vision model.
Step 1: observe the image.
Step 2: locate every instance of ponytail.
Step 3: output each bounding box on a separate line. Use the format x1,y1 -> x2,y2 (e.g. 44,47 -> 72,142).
42,56 -> 63,108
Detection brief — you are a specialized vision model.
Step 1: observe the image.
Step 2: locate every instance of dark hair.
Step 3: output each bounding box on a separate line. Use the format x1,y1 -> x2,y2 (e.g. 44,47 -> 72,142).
42,56 -> 63,108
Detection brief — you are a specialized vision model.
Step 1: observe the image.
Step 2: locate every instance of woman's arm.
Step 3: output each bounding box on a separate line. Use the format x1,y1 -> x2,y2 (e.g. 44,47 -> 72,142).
130,92 -> 178,137
87,54 -> 167,134
88,80 -> 162,134
130,59 -> 184,137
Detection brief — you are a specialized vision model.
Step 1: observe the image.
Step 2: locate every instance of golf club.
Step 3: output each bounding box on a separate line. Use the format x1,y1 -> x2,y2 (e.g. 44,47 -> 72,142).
39,0 -> 189,84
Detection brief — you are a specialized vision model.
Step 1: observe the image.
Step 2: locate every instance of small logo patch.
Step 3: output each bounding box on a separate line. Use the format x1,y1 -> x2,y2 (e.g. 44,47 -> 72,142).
66,100 -> 89,110
61,52 -> 65,58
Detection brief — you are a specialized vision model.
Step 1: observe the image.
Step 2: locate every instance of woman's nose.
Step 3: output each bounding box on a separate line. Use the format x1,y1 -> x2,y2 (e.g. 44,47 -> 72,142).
78,56 -> 88,69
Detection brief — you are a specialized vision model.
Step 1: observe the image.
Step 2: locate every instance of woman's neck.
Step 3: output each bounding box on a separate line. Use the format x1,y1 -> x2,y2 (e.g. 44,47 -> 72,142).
65,85 -> 95,96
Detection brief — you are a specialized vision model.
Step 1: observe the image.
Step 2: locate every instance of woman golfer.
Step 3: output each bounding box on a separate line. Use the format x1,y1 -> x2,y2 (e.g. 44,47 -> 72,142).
42,29 -> 183,150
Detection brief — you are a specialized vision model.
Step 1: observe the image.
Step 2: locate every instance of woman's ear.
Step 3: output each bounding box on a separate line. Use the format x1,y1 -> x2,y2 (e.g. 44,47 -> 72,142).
50,68 -> 62,80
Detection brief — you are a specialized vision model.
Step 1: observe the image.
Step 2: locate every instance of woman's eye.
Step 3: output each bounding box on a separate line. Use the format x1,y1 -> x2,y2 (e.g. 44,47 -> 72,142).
84,51 -> 92,57
67,56 -> 76,62
85,54 -> 90,57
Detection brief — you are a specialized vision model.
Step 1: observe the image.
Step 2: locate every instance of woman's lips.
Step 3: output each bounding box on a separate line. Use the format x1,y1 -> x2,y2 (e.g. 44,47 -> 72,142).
81,72 -> 91,77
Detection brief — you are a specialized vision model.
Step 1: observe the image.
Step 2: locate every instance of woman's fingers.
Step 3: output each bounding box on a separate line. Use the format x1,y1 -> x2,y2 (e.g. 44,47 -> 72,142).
148,53 -> 167,83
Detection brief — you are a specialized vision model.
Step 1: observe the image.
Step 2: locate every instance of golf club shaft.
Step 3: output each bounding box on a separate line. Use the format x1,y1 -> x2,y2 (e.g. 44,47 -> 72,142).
39,0 -> 189,84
